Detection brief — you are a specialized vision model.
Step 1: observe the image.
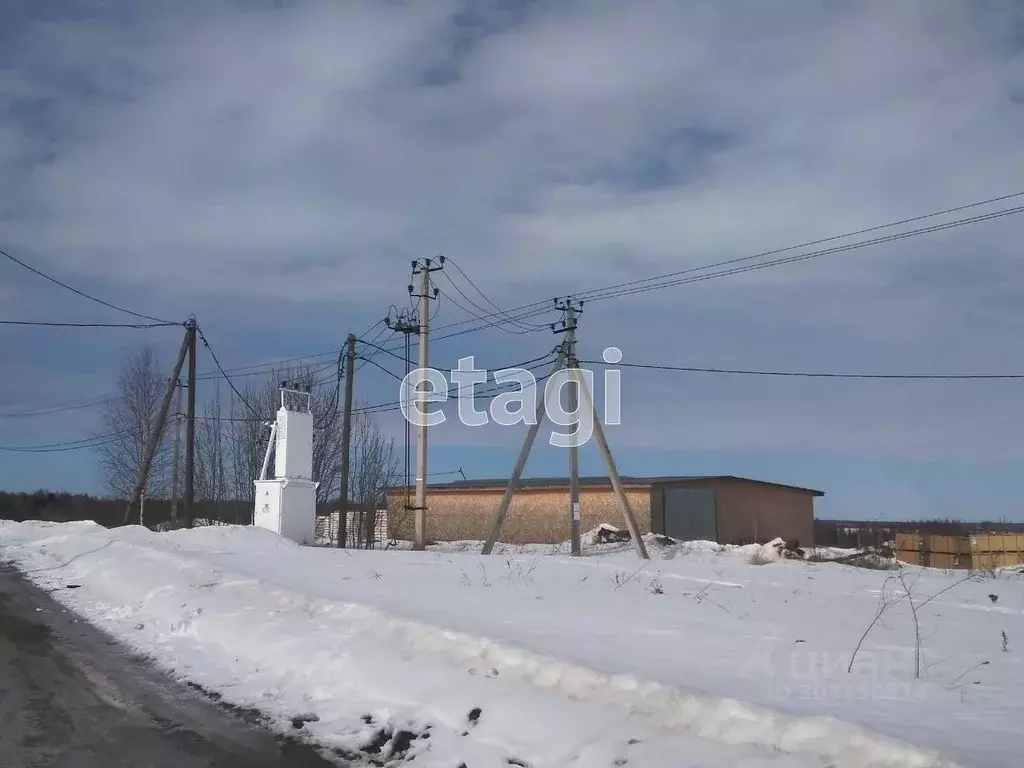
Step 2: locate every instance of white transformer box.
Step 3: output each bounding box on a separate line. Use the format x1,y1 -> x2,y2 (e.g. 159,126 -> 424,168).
253,386 -> 318,545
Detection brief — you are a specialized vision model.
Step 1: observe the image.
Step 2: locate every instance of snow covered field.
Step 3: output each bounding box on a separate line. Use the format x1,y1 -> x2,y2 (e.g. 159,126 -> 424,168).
2,521 -> 1021,768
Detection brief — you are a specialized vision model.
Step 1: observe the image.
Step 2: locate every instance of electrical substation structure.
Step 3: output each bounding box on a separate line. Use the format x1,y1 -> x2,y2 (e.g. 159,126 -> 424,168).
480,298 -> 650,559
253,385 -> 319,545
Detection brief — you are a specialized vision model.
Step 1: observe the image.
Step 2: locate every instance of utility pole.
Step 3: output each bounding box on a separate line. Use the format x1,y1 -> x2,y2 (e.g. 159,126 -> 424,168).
170,381 -> 182,524
481,297 -> 649,559
124,325 -> 190,526
386,308 -> 419,545
183,317 -> 197,529
337,333 -> 357,548
573,363 -> 648,558
410,256 -> 444,550
558,299 -> 583,556
480,348 -> 566,555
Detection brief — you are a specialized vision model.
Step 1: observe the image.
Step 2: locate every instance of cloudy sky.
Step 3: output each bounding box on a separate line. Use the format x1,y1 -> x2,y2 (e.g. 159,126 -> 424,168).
2,0 -> 1023,522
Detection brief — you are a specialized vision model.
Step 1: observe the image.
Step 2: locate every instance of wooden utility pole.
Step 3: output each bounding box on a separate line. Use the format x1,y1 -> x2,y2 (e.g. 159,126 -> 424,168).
337,333 -> 357,548
481,297 -> 649,559
183,318 -> 197,529
170,381 -> 182,524
124,326 -> 190,526
410,256 -> 444,550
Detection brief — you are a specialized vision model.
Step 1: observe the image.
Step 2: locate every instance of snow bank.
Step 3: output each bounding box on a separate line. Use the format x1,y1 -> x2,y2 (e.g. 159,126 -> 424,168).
4,521 -> 1016,766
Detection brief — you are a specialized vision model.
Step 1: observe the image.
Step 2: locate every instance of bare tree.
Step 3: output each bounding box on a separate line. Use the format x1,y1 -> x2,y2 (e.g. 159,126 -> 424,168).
96,346 -> 173,500
348,405 -> 400,548
195,380 -> 229,521
227,379 -> 271,507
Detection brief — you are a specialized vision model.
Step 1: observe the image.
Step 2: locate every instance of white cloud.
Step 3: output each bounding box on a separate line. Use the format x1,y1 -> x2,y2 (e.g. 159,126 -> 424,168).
2,0 -> 1023,467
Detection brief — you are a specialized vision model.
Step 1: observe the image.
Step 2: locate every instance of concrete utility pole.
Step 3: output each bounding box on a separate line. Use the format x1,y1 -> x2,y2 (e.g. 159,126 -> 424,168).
560,299 -> 583,556
573,364 -> 648,558
480,348 -> 566,555
183,317 -> 197,529
386,308 -> 419,539
410,256 -> 444,550
170,381 -> 182,524
337,333 -> 357,548
481,296 -> 649,559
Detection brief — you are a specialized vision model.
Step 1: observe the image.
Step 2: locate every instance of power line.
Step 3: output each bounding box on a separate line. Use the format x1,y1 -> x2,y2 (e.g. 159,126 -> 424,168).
1,358 -> 338,420
585,204 -> 1024,302
436,283 -> 537,336
358,355 -> 406,382
369,192 -> 1024,352
0,395 -> 117,419
0,431 -> 127,453
443,257 -> 549,332
370,303 -> 560,359
356,337 -> 414,366
195,348 -> 340,380
353,322 -> 393,374
196,328 -> 260,417
1,320 -> 179,328
436,268 -> 543,335
1,247 -> 176,324
0,438 -> 121,453
573,190 -> 1024,303
581,359 -> 1024,380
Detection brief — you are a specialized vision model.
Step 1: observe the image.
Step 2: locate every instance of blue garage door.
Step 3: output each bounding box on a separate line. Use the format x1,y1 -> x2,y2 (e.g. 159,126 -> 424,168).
662,487 -> 718,542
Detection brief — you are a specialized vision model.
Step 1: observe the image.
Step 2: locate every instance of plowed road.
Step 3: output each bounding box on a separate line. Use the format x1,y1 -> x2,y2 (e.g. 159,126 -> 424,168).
0,566 -> 340,767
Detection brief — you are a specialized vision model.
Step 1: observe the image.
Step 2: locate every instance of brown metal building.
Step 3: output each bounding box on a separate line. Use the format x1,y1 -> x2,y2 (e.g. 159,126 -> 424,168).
387,475 -> 823,547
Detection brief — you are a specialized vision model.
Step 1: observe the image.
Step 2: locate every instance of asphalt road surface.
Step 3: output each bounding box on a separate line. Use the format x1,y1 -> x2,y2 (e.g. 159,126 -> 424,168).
0,565 -> 342,768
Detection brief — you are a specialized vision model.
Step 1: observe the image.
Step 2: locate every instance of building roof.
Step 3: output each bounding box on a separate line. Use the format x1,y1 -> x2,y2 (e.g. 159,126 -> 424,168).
388,475 -> 824,496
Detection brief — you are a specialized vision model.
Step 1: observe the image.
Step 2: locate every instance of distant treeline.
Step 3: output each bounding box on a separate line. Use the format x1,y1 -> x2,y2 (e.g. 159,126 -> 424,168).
815,518 -> 1024,550
0,491 -> 337,528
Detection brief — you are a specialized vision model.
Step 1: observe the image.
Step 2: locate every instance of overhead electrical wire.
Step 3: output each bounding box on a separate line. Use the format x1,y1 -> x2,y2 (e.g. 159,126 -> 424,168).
1,320 -> 179,328
580,359 -> 1024,380
441,256 -> 549,332
1,247 -> 177,324
353,320 -> 392,374
0,395 -> 117,419
572,190 -> 1024,303
434,264 -> 542,335
0,437 -> 122,453
582,204 -> 1024,303
196,328 -> 260,418
356,337 -> 418,366
435,282 -> 537,336
368,191 -> 1024,355
357,355 -> 407,382
370,303 -> 560,358
0,431 -> 128,453
194,348 -> 340,381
